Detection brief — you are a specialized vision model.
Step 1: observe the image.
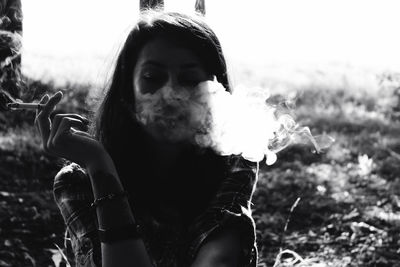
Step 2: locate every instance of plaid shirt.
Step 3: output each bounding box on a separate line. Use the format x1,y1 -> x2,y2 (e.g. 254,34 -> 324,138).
53,156 -> 259,267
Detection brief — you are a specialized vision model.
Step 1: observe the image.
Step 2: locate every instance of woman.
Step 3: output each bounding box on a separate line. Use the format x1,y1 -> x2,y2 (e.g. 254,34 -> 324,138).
35,10 -> 259,267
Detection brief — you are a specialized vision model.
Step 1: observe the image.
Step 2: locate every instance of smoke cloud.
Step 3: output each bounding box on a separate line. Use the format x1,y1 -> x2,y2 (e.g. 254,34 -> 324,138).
135,79 -> 334,165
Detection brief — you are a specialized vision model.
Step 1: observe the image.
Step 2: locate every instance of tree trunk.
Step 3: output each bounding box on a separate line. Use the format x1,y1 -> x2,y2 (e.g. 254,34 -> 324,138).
195,0 -> 205,15
139,0 -> 206,15
0,0 -> 22,100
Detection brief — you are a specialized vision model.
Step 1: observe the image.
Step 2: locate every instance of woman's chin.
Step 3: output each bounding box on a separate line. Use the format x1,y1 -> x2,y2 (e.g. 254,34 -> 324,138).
145,124 -> 194,145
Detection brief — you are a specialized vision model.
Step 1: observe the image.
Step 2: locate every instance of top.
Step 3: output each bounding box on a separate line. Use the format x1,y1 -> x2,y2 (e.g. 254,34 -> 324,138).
53,155 -> 259,267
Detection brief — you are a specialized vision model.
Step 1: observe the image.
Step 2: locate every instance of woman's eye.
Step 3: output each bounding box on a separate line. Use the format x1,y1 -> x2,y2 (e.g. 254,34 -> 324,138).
142,71 -> 165,82
142,73 -> 156,80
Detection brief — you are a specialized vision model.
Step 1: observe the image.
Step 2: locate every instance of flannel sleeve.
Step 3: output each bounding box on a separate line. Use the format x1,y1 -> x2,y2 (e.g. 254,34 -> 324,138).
53,163 -> 101,267
186,156 -> 259,267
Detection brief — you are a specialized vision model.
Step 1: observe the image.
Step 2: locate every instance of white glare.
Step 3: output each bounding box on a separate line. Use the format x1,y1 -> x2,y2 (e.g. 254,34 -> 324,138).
21,0 -> 400,86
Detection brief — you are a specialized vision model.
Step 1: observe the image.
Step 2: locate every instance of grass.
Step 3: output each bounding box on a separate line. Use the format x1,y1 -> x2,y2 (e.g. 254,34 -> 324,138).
253,78 -> 400,266
0,71 -> 400,266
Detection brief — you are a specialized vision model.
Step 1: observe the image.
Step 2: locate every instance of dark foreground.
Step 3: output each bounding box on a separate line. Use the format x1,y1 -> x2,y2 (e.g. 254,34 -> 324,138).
1,77 -> 399,267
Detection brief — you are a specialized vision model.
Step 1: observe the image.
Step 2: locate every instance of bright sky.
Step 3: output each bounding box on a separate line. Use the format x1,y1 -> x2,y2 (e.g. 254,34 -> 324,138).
21,0 -> 400,86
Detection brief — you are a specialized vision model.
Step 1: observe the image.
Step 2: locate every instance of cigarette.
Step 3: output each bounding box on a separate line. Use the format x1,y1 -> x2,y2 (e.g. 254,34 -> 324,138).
7,102 -> 46,110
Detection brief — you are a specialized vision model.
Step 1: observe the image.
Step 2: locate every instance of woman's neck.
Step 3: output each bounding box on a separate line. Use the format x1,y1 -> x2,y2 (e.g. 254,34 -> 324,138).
153,141 -> 186,171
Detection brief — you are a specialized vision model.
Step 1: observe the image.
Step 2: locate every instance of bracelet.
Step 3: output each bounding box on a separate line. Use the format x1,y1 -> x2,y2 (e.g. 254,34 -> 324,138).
98,223 -> 141,243
90,191 -> 129,208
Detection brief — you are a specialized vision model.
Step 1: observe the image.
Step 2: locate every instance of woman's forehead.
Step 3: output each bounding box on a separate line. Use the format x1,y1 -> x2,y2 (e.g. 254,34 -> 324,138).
136,37 -> 205,69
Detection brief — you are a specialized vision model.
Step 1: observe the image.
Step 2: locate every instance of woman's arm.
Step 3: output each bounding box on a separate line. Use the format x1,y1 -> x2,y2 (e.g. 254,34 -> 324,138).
86,153 -> 154,267
35,92 -> 154,267
190,226 -> 242,267
187,156 -> 259,267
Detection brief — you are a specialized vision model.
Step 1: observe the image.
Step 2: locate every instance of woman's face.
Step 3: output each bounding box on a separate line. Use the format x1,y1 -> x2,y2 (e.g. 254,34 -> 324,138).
133,37 -> 213,143
133,37 -> 212,94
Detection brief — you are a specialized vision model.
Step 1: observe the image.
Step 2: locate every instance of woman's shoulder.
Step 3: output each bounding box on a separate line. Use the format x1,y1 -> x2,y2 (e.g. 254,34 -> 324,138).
225,155 -> 258,173
54,162 -> 89,187
53,162 -> 92,206
53,163 -> 100,267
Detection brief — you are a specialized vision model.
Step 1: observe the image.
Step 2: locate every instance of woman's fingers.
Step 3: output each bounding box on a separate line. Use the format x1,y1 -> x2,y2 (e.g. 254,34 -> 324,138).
34,94 -> 50,150
34,92 -> 62,152
40,91 -> 63,117
70,128 -> 93,138
35,94 -> 49,118
49,114 -> 89,143
48,117 -> 86,150
52,114 -> 90,129
60,114 -> 89,124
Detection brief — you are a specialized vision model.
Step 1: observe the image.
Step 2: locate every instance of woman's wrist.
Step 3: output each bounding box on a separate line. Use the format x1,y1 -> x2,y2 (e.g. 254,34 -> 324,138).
85,150 -> 125,199
86,149 -> 118,177
93,189 -> 135,229
87,162 -> 136,229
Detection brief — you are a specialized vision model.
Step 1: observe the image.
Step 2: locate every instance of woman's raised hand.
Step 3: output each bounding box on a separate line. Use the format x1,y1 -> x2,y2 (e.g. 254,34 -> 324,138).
34,91 -> 107,168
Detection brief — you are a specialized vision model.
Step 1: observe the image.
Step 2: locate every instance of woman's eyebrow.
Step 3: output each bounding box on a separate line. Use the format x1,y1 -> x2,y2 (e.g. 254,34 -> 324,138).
179,63 -> 202,69
141,60 -> 165,67
141,60 -> 202,69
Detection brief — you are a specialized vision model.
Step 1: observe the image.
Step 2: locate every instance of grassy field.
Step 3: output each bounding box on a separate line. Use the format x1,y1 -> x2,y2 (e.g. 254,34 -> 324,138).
0,71 -> 399,266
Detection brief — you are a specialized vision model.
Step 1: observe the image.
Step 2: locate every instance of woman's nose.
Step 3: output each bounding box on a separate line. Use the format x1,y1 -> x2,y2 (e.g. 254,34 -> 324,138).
165,75 -> 179,89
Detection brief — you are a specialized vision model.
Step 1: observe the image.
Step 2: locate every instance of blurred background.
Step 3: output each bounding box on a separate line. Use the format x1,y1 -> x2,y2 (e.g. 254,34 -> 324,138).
1,0 -> 400,266
22,0 -> 400,89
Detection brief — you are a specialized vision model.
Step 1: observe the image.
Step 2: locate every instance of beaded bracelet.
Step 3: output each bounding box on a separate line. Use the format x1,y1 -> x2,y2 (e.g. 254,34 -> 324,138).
90,191 -> 129,208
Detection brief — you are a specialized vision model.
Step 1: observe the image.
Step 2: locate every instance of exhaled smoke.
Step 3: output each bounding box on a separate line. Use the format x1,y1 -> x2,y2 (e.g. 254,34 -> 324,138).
135,79 -> 334,165
136,85 -> 209,142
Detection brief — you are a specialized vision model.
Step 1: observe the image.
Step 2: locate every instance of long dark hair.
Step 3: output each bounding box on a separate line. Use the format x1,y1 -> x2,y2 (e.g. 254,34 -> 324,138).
94,10 -> 231,150
90,11 -> 232,213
